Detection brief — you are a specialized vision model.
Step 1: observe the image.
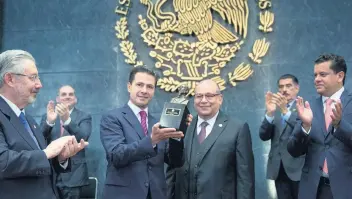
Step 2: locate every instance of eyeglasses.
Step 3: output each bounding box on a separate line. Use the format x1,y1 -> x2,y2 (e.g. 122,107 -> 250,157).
194,93 -> 221,101
12,73 -> 40,82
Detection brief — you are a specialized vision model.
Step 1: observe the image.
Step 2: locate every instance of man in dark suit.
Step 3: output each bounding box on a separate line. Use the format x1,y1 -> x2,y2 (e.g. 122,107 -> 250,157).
0,50 -> 88,199
100,66 -> 187,199
41,85 -> 92,199
287,53 -> 352,199
259,74 -> 304,199
167,79 -> 255,199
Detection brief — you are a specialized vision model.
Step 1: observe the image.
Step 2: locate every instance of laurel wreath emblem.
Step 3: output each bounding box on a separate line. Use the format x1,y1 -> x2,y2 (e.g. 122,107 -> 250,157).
115,0 -> 274,95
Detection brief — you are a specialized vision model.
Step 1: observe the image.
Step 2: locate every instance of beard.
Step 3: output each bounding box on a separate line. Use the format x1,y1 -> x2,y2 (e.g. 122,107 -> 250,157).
28,95 -> 37,104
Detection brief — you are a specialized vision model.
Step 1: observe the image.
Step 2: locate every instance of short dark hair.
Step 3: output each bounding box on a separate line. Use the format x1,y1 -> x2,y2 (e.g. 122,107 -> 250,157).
128,66 -> 158,84
277,74 -> 299,86
314,53 -> 347,85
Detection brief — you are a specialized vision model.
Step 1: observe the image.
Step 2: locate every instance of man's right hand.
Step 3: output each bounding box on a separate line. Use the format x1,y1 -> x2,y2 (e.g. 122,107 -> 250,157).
265,91 -> 276,117
46,101 -> 58,124
43,136 -> 76,159
296,96 -> 313,132
151,123 -> 184,145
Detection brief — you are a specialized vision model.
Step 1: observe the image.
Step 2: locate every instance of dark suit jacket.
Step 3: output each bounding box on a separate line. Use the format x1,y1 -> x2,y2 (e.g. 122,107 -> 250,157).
287,89 -> 352,199
100,104 -> 184,199
167,112 -> 255,199
41,108 -> 92,187
259,103 -> 305,181
0,97 -> 69,199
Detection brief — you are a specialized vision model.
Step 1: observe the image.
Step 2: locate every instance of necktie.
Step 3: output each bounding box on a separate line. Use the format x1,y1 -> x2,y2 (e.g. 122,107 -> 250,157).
198,121 -> 209,143
60,120 -> 65,136
281,104 -> 291,126
323,98 -> 334,174
19,112 -> 40,149
140,110 -> 148,136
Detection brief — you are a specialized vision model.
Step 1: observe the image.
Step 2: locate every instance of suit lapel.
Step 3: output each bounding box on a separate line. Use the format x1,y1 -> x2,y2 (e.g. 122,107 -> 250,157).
185,117 -> 198,162
0,98 -> 38,150
196,112 -> 228,165
26,116 -> 46,149
279,101 -> 296,137
122,105 -> 145,139
326,90 -> 352,142
148,114 -> 156,136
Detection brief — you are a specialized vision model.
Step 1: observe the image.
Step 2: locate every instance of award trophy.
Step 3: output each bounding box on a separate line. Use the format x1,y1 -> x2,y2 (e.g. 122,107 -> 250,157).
159,85 -> 190,133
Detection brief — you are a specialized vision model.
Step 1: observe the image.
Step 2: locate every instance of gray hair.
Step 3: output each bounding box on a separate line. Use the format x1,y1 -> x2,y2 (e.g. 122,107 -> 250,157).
0,50 -> 35,87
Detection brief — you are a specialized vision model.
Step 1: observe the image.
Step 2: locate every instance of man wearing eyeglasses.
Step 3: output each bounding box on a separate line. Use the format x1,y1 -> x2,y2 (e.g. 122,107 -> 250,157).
166,79 -> 255,199
259,74 -> 303,199
40,85 -> 92,199
0,49 -> 88,199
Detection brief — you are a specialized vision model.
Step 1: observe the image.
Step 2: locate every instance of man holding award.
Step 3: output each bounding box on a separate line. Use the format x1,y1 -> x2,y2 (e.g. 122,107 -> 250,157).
100,66 -> 190,199
166,79 -> 255,199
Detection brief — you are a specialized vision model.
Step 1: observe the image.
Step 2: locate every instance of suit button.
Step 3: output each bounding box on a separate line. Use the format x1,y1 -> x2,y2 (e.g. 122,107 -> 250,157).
196,152 -> 200,155
184,170 -> 188,175
148,166 -> 152,170
145,182 -> 149,187
194,165 -> 198,168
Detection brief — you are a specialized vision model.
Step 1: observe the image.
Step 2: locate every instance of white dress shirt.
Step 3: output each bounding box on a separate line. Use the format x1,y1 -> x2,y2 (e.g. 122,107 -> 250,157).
197,111 -> 219,139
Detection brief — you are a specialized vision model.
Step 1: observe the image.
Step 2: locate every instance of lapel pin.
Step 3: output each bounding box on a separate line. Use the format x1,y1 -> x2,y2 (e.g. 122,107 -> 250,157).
219,124 -> 223,127
33,125 -> 36,129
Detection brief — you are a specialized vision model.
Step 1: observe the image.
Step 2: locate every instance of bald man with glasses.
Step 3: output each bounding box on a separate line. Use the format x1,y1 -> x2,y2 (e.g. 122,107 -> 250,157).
166,79 -> 255,199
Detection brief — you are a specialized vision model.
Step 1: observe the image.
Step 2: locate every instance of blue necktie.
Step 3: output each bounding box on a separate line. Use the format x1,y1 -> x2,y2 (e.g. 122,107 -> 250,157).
19,112 -> 40,149
281,104 -> 291,126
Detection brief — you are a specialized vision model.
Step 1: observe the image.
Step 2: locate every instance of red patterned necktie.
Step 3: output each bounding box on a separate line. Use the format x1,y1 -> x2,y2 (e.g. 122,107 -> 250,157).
140,111 -> 148,136
198,121 -> 208,143
323,98 -> 333,174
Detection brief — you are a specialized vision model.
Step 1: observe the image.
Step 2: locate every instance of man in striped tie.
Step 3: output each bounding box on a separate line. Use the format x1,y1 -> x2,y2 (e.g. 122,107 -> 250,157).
100,66 -> 191,199
288,53 -> 352,199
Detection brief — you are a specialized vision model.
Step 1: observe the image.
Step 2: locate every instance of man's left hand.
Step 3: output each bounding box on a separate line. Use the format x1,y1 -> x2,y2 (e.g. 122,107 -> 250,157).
56,103 -> 70,122
272,93 -> 288,114
58,136 -> 89,162
331,99 -> 342,128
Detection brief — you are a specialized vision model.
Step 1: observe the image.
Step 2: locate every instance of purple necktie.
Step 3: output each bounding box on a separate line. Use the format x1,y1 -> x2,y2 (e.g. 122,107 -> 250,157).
140,111 -> 148,136
198,121 -> 208,143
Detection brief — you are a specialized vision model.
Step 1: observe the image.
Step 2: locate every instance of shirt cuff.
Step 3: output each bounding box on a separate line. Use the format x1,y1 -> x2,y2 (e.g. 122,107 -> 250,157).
265,114 -> 274,123
59,160 -> 69,169
63,117 -> 71,126
46,120 -> 55,127
301,126 -> 311,135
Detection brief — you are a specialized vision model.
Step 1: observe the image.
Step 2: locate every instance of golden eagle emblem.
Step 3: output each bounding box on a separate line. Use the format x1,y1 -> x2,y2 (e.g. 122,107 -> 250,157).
140,0 -> 248,44
115,0 -> 274,95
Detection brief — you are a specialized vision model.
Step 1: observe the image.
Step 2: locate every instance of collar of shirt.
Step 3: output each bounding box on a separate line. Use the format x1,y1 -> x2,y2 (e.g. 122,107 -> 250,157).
128,100 -> 148,122
196,111 -> 219,134
322,87 -> 344,104
0,94 -> 22,117
287,99 -> 295,109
